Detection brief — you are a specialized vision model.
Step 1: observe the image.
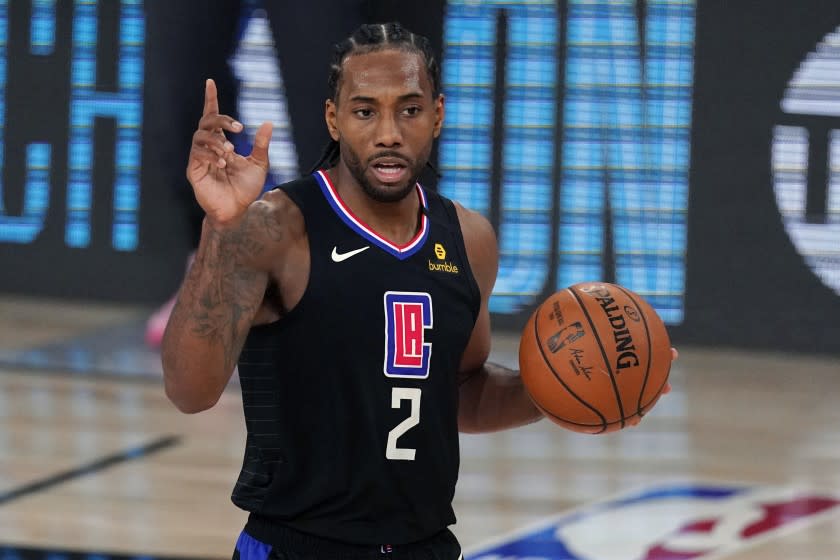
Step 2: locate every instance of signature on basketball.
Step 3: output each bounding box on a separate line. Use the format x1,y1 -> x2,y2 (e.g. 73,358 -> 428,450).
568,348 -> 593,380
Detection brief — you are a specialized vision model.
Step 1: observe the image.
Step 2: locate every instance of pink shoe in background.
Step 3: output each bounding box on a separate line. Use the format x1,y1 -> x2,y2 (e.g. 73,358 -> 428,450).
145,251 -> 195,348
145,295 -> 177,348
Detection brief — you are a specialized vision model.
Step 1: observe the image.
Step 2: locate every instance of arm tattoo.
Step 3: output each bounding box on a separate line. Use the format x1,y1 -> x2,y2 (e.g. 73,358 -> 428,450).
169,212 -> 275,373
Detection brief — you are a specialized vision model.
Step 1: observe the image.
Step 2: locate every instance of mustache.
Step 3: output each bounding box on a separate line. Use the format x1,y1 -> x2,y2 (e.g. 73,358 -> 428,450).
367,151 -> 411,165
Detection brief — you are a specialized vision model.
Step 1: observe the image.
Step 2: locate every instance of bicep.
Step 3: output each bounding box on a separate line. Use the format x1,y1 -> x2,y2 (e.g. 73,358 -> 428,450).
457,304 -> 491,384
456,204 -> 499,380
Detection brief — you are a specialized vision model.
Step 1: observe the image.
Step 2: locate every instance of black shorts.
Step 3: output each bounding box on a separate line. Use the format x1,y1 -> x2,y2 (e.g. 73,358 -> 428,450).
232,523 -> 462,560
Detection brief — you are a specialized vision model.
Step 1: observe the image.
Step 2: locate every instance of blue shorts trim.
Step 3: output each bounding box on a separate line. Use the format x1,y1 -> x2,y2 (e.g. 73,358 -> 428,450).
235,529 -> 272,560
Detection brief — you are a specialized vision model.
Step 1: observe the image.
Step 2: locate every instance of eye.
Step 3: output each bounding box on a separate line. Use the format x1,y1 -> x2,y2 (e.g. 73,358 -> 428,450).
353,108 -> 374,119
403,106 -> 422,117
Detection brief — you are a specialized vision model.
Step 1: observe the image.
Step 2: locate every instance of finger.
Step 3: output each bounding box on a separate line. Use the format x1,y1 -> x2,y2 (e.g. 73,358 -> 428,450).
203,79 -> 219,117
662,382 -> 672,394
625,416 -> 641,427
199,114 -> 243,134
193,129 -> 234,155
249,121 -> 273,167
671,347 -> 679,361
190,145 -> 227,168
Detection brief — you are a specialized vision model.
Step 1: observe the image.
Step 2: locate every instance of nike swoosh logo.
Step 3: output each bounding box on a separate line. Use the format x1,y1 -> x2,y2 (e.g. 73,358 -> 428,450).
331,245 -> 370,262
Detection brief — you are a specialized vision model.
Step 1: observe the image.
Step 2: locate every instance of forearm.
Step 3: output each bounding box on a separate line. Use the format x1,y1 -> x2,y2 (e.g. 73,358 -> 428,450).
458,362 -> 544,433
161,217 -> 268,413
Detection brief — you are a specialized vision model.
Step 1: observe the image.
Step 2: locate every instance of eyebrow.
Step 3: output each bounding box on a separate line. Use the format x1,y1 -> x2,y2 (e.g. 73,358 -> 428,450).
348,92 -> 426,103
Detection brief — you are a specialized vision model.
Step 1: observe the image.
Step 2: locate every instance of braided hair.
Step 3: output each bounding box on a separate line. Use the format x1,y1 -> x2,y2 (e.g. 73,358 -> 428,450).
308,22 -> 442,175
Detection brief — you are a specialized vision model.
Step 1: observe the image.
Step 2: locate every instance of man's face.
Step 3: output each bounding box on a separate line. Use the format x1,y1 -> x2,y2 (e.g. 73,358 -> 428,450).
326,49 -> 444,203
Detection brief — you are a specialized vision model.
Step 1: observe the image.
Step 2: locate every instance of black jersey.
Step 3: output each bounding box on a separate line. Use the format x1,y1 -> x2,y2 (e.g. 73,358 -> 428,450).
233,171 -> 481,545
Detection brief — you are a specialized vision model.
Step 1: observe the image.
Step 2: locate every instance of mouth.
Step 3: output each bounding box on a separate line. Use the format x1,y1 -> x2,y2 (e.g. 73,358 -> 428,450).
370,158 -> 409,185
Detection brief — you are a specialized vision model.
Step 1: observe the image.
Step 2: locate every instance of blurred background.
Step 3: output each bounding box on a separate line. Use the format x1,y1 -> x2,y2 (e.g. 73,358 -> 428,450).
1,1 -> 839,559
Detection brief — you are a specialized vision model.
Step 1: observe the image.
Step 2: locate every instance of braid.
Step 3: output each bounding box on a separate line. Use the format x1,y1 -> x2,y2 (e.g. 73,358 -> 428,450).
310,22 -> 442,172
327,22 -> 441,101
307,139 -> 340,175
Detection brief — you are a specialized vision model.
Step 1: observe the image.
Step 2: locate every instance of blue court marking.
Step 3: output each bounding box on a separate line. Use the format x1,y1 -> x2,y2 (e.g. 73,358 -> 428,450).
463,482 -> 840,560
0,436 -> 180,505
0,320 -> 164,380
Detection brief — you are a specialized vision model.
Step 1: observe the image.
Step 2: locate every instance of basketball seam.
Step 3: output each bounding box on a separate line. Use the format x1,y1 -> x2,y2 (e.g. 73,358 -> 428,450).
640,375 -> 672,411
612,284 -> 654,417
532,302 -> 608,430
531,399 -> 606,434
534,399 -> 640,429
567,287 -> 626,429
613,286 -> 673,415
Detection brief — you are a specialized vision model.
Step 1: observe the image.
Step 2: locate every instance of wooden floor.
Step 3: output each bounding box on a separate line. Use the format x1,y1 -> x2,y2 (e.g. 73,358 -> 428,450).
1,295 -> 839,559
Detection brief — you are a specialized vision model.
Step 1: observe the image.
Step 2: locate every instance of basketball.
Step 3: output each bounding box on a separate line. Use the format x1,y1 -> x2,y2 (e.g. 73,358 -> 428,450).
519,282 -> 672,434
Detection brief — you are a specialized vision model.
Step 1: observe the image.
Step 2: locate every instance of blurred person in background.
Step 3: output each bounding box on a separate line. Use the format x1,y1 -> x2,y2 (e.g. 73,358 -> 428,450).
143,0 -> 444,347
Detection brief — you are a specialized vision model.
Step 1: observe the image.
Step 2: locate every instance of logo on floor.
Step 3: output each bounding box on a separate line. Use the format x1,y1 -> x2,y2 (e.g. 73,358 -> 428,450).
464,483 -> 840,560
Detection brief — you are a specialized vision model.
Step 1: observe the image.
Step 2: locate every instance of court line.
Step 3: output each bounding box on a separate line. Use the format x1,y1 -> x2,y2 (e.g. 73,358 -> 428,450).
0,542 -> 219,560
0,435 -> 181,505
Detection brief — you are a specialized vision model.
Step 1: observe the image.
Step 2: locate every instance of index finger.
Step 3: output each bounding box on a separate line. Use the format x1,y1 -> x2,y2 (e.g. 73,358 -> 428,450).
203,78 -> 219,117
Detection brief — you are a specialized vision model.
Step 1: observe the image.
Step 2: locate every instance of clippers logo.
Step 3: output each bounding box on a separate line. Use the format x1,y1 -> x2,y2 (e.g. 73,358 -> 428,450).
466,483 -> 840,560
384,292 -> 433,378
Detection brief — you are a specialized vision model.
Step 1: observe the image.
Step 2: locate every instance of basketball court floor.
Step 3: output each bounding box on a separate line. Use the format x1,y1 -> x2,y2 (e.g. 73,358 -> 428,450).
1,294 -> 839,560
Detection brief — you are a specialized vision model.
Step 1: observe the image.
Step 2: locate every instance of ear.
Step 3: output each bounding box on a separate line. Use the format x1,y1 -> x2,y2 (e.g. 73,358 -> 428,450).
433,94 -> 445,139
325,99 -> 340,141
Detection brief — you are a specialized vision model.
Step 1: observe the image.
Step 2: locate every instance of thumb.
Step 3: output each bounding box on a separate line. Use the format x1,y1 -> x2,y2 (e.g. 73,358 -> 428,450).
249,121 -> 273,168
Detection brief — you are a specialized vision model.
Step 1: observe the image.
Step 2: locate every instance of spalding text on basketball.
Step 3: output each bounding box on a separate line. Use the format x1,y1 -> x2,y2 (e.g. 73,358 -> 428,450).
582,285 -> 640,371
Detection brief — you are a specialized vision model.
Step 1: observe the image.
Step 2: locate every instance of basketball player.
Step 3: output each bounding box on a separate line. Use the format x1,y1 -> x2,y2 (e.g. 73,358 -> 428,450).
143,1 -> 445,347
161,23 -> 671,559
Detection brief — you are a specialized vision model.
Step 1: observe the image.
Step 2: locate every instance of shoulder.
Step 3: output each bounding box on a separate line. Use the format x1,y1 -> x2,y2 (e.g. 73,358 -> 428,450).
252,174 -> 318,229
257,186 -> 304,228
234,182 -> 307,270
452,201 -> 495,246
453,201 -> 498,298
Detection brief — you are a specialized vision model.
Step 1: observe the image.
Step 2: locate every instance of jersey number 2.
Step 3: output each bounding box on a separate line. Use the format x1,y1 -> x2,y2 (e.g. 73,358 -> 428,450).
386,387 -> 421,461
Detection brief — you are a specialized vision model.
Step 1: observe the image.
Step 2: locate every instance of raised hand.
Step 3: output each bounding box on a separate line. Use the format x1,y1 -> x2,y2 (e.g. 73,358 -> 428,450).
187,79 -> 274,225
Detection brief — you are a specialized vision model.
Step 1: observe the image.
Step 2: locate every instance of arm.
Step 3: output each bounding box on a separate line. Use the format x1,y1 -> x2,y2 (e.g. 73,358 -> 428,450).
455,204 -> 544,433
161,78 -> 277,413
161,204 -> 281,413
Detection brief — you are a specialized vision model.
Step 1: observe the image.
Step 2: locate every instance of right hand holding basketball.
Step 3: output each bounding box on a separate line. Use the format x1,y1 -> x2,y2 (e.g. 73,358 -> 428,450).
663,348 -> 678,394
187,79 -> 274,225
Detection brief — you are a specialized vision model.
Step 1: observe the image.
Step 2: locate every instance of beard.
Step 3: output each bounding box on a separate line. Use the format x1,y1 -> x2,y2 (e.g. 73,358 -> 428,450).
341,143 -> 426,203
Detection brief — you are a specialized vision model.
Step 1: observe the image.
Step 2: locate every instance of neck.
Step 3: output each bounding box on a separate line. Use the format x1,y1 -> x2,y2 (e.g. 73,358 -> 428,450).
328,164 -> 422,246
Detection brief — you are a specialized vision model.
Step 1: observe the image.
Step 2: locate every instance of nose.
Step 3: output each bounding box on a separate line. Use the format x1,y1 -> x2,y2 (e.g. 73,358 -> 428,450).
374,112 -> 402,147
